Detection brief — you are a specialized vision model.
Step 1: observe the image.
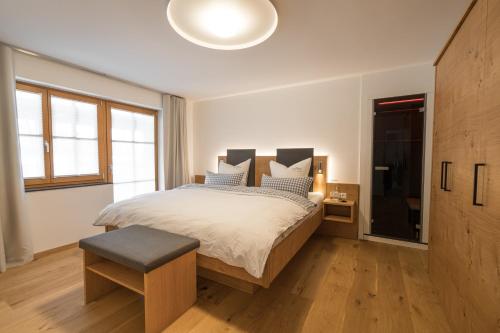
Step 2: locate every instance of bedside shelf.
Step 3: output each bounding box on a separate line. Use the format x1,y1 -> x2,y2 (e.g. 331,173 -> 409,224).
324,215 -> 352,223
322,199 -> 355,224
323,199 -> 354,207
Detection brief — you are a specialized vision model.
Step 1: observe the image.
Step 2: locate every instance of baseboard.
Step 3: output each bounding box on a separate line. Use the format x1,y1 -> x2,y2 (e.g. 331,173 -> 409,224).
363,235 -> 428,250
34,242 -> 78,259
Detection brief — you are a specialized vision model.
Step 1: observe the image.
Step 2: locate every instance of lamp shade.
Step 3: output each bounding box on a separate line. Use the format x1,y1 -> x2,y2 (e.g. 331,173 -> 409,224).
167,0 -> 278,50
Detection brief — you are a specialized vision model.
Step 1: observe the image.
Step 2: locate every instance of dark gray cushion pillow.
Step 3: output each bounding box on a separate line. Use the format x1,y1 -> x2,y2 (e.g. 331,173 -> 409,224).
260,175 -> 313,198
205,171 -> 244,186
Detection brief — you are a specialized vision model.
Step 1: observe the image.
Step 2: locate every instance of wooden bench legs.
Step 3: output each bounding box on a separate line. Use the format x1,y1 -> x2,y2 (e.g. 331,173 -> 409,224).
84,251 -> 118,303
144,250 -> 197,333
83,250 -> 197,333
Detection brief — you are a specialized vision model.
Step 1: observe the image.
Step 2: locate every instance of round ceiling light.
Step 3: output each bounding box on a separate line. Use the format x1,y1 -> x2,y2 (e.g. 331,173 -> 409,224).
167,0 -> 278,50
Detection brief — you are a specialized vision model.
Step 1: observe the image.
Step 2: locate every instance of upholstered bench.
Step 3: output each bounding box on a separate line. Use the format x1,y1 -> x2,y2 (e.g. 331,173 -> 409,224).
79,225 -> 200,333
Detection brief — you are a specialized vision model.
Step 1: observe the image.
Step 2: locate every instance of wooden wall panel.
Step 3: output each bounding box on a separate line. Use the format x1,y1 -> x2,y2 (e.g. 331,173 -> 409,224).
430,0 -> 500,331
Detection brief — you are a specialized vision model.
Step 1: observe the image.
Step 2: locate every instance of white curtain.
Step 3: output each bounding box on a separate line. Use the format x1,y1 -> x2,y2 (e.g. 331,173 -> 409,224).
163,94 -> 190,190
0,44 -> 33,272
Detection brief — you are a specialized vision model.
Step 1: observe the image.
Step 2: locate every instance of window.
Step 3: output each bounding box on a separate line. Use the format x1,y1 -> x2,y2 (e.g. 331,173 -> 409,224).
107,102 -> 158,202
48,90 -> 107,185
15,83 -> 107,188
15,84 -> 49,186
15,82 -> 157,195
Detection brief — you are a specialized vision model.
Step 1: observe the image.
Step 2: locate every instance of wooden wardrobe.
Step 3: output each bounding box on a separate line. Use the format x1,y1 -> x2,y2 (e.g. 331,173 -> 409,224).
429,0 -> 500,331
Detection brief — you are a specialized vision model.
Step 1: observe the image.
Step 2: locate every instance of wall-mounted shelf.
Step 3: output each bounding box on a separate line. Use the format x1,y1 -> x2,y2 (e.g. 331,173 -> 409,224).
323,199 -> 355,224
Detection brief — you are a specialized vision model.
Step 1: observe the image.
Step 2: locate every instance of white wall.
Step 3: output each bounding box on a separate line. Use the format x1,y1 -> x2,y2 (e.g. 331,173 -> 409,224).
14,52 -> 164,253
194,77 -> 362,183
15,52 -> 162,110
193,63 -> 435,243
26,185 -> 113,252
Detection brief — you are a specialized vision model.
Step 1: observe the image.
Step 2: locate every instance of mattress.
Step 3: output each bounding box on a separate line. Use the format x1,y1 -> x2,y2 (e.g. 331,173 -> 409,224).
271,192 -> 324,247
272,204 -> 322,247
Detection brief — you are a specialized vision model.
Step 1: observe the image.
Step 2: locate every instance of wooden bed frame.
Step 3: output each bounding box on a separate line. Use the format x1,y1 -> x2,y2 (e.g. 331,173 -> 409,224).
106,155 -> 327,293
196,207 -> 322,293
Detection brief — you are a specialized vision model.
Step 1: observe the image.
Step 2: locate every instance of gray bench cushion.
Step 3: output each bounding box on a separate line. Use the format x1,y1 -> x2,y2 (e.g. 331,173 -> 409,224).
79,225 -> 200,273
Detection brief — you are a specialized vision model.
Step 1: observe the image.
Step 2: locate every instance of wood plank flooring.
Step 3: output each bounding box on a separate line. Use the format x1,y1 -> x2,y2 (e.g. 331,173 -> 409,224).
0,236 -> 451,333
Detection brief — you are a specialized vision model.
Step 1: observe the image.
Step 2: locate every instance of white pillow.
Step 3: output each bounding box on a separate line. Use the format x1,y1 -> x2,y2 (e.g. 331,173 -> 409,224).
270,158 -> 312,178
218,158 -> 251,186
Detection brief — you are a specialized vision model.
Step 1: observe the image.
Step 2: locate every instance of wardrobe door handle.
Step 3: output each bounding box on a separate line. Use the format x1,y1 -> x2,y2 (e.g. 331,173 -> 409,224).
444,162 -> 452,192
440,161 -> 445,190
473,163 -> 486,206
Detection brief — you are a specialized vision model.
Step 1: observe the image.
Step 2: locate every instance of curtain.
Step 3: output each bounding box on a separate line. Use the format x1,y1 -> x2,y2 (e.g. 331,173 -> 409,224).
0,44 -> 33,272
163,94 -> 190,190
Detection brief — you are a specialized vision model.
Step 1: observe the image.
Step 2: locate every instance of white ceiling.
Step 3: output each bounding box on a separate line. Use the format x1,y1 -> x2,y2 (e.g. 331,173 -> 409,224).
0,0 -> 470,100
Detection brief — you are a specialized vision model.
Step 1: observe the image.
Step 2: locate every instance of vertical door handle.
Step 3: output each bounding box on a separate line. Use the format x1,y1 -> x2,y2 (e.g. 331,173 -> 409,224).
444,161 -> 452,192
473,163 -> 486,206
440,161 -> 445,190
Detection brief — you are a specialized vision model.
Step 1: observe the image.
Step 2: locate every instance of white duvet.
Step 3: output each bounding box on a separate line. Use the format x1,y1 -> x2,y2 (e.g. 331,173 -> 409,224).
94,186 -> 314,278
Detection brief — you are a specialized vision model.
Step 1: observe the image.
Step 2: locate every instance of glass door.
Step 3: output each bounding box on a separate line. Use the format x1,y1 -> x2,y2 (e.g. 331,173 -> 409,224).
371,94 -> 425,242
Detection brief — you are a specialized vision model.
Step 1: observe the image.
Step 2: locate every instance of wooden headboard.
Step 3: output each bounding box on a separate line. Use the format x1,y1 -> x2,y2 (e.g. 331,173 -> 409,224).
217,155 -> 327,194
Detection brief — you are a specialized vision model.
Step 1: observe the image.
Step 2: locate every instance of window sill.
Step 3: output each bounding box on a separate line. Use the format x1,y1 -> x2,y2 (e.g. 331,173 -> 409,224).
25,182 -> 110,193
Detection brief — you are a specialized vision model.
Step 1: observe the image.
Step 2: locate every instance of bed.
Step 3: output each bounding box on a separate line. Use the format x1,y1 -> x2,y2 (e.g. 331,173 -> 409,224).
97,149 -> 327,293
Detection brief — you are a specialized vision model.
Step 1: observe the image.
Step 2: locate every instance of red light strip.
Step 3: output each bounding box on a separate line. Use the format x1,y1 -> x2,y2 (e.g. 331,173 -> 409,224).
378,98 -> 424,106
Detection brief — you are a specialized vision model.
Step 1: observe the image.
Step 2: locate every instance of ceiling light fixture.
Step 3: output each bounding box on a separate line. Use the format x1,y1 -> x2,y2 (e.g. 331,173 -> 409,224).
167,0 -> 278,50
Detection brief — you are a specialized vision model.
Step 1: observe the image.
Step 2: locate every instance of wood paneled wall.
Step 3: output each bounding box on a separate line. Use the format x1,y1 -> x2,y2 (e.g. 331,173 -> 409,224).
430,0 -> 500,331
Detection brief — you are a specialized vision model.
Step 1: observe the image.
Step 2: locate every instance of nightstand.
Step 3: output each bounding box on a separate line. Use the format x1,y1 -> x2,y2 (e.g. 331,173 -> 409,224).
322,199 -> 355,224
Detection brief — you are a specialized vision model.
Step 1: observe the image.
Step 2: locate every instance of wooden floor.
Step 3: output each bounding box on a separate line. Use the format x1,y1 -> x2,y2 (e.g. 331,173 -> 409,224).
0,236 -> 451,333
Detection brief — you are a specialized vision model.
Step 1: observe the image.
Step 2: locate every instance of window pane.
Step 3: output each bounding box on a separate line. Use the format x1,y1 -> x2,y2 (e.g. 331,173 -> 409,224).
134,143 -> 155,180
16,89 -> 45,179
53,138 -> 99,176
113,181 -> 155,202
51,96 -> 97,139
19,135 -> 45,178
113,182 -> 134,202
111,107 -> 156,202
111,108 -> 154,142
112,142 -> 134,183
111,109 -> 134,141
16,90 -> 43,135
51,95 -> 99,177
111,142 -> 155,182
134,113 -> 155,142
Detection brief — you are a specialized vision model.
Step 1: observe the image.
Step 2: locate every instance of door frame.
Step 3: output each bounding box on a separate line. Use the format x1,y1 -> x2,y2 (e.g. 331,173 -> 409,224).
359,92 -> 434,245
